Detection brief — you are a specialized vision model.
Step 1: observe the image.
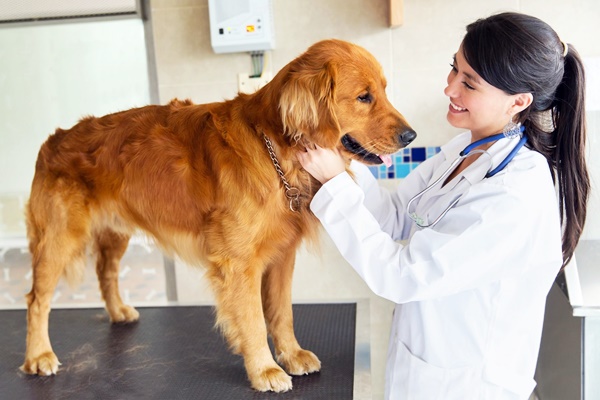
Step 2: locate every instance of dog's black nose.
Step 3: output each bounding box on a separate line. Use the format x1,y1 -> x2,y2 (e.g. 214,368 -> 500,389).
399,129 -> 417,146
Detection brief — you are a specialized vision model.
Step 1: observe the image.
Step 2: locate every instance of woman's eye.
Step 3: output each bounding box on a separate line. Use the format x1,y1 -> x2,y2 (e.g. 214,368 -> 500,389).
357,93 -> 372,103
449,63 -> 458,72
463,82 -> 475,90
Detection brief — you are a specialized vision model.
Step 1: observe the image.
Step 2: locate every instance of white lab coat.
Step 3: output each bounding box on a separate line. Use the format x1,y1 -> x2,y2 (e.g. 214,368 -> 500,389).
310,131 -> 563,399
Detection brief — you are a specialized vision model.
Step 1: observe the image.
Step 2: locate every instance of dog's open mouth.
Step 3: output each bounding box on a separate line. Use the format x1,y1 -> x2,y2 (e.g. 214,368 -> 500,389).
341,134 -> 393,166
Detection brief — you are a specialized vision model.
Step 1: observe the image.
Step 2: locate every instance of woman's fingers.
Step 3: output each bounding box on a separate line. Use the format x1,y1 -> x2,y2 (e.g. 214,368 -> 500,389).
296,145 -> 345,184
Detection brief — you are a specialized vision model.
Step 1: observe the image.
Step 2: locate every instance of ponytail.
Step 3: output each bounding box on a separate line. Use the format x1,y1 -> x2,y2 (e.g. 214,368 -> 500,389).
551,45 -> 590,267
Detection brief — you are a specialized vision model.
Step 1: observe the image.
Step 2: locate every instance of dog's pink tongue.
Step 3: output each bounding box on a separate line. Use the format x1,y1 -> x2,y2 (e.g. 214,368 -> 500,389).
379,154 -> 393,168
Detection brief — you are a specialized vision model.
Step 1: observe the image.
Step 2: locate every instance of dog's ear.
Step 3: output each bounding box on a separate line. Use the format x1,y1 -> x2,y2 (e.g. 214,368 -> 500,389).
279,62 -> 340,148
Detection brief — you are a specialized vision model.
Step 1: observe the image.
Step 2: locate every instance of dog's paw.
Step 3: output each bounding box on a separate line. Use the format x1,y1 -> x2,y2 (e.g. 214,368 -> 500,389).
21,352 -> 61,376
277,349 -> 321,376
249,366 -> 293,392
108,305 -> 140,323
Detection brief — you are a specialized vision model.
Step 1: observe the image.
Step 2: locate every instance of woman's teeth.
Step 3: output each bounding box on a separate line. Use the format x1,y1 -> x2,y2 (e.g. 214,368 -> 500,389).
450,102 -> 466,111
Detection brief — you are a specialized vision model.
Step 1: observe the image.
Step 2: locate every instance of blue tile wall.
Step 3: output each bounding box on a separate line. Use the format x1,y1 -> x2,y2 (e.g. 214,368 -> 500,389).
368,146 -> 441,179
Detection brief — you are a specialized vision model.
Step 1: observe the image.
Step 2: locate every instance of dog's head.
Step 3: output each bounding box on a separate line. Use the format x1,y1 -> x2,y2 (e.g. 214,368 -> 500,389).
278,39 -> 416,165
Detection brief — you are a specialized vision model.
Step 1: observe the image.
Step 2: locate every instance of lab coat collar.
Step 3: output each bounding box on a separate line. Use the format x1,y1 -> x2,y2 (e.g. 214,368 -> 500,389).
439,131 -> 528,189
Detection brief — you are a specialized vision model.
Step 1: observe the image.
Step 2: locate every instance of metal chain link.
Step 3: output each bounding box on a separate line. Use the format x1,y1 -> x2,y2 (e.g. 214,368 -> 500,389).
263,134 -> 300,212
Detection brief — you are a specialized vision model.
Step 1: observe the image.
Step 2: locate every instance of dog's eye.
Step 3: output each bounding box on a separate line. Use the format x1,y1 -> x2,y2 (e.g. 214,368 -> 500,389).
357,93 -> 372,104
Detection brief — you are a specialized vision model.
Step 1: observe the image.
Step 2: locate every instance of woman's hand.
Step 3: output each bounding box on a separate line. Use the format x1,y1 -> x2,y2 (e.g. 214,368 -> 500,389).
297,145 -> 346,184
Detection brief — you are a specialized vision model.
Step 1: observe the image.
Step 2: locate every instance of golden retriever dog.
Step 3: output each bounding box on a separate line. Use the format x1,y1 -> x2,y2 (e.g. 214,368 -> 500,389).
21,39 -> 416,392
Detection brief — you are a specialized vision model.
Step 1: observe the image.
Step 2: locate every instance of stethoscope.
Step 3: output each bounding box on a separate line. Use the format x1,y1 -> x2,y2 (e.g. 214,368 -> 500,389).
407,126 -> 527,228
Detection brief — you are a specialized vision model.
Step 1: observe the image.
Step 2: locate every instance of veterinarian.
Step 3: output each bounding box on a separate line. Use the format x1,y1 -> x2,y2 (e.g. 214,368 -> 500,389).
297,12 -> 589,400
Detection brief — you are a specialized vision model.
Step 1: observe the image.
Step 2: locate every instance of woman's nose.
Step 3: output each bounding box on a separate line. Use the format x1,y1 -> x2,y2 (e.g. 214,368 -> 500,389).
444,73 -> 459,97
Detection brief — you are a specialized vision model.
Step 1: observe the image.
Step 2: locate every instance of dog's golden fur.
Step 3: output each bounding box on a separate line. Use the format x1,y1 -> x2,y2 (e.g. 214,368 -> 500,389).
21,39 -> 414,392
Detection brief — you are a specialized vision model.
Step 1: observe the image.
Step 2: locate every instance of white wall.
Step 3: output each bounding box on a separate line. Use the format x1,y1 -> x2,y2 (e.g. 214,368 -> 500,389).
150,0 -> 600,144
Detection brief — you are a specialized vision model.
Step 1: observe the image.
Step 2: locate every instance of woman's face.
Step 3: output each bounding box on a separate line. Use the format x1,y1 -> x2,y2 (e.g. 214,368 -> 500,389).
444,45 -> 520,140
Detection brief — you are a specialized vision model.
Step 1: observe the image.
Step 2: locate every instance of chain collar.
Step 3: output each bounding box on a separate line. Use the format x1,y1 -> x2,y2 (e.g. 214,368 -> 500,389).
263,134 -> 301,212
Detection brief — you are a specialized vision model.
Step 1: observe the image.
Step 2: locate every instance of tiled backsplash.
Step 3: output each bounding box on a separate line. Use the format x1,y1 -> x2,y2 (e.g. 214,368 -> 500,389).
368,146 -> 440,179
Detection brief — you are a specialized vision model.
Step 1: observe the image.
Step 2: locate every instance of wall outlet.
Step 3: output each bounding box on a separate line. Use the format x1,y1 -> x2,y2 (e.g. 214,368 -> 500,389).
238,72 -> 272,94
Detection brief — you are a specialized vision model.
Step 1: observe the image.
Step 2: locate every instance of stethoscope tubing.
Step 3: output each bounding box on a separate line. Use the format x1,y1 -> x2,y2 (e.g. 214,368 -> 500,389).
406,149 -> 489,228
407,130 -> 528,229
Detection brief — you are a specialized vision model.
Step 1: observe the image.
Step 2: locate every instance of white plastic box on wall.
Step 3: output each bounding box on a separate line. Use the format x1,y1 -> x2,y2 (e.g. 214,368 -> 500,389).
208,0 -> 275,54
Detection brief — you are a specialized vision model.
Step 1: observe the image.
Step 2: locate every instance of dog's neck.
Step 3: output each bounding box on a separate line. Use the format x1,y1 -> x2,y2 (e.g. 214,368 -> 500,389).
260,129 -> 322,214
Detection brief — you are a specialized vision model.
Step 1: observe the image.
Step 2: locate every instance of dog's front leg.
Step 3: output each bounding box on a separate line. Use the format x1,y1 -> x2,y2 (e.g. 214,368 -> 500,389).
261,250 -> 321,376
209,259 -> 293,392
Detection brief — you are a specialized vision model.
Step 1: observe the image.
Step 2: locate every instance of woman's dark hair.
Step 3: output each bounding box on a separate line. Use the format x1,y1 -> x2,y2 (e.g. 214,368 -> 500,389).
462,12 -> 589,269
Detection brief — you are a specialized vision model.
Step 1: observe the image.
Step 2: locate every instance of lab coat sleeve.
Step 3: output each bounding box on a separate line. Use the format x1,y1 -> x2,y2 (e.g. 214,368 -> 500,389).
311,171 -> 409,300
311,171 -> 554,303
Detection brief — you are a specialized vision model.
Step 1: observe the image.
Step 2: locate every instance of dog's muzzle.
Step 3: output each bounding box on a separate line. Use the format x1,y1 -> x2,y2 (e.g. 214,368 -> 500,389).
341,129 -> 416,166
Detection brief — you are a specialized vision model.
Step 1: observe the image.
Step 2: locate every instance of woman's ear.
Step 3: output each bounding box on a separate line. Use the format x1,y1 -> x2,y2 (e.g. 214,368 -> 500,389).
279,62 -> 340,148
510,92 -> 533,115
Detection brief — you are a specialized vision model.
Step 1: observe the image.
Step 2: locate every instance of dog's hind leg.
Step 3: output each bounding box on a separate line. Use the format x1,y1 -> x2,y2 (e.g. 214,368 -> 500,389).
261,249 -> 321,376
93,229 -> 139,323
208,259 -> 293,393
21,185 -> 90,376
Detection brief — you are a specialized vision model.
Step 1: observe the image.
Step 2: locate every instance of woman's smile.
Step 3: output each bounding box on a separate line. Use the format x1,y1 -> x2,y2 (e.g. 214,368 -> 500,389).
449,101 -> 467,113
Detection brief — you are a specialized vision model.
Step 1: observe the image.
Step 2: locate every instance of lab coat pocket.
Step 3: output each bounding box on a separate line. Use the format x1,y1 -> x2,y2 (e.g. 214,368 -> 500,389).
388,341 -> 480,400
